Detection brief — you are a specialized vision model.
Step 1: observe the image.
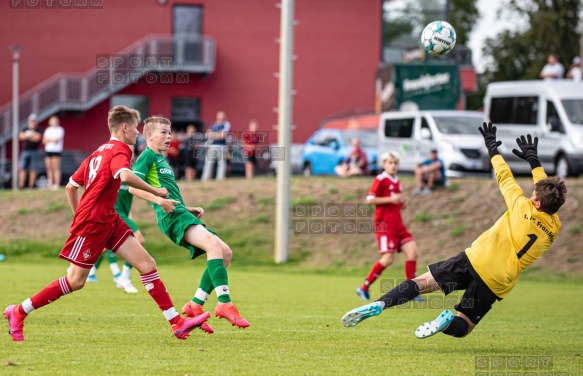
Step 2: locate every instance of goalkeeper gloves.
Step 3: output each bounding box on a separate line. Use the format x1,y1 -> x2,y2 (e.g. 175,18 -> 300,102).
478,122 -> 502,157
512,134 -> 541,169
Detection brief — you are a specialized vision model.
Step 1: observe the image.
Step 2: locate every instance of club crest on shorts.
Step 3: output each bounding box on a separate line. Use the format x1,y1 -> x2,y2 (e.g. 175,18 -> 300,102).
83,249 -> 91,260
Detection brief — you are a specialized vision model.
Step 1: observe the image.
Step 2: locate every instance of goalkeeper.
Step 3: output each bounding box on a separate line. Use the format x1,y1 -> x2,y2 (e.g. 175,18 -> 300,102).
341,122 -> 567,339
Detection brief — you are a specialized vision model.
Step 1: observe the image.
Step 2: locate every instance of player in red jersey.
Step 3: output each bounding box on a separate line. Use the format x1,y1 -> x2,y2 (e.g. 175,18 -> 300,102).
4,106 -> 209,342
356,151 -> 422,301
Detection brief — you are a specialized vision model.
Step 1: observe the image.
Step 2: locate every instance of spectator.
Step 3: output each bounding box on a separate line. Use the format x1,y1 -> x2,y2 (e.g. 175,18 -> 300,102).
42,116 -> 65,190
201,111 -> 230,181
242,120 -> 260,179
334,138 -> 368,178
413,149 -> 445,195
183,125 -> 199,181
18,113 -> 43,189
539,54 -> 565,80
566,57 -> 582,82
166,130 -> 181,176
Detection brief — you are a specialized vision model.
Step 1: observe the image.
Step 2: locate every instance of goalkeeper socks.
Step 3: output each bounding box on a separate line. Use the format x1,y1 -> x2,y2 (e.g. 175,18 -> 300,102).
207,258 -> 231,303
375,279 -> 420,309
442,316 -> 470,338
193,268 -> 214,305
362,261 -> 386,291
405,260 -> 417,280
20,276 -> 73,314
140,270 -> 179,324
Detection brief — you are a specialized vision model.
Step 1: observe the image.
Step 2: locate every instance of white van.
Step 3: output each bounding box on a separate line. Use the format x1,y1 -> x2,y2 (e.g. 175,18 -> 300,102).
484,81 -> 583,177
378,110 -> 488,176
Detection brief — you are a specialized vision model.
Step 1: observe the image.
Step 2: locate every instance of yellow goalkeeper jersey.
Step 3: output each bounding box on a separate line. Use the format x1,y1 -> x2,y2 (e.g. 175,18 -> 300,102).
465,155 -> 561,299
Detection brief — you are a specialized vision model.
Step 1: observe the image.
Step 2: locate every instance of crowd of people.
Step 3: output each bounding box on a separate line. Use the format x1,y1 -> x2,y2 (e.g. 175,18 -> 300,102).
14,110 -> 266,188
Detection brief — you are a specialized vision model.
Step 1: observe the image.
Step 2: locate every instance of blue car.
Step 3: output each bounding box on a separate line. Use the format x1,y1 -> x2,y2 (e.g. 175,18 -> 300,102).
301,129 -> 379,176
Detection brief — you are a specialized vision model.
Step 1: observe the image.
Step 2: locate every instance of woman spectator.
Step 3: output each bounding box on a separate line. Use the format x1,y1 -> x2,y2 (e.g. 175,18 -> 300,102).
42,116 -> 65,189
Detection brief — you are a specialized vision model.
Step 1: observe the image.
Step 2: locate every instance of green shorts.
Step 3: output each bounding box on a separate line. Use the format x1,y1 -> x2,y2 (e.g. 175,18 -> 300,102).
158,208 -> 216,259
119,213 -> 139,233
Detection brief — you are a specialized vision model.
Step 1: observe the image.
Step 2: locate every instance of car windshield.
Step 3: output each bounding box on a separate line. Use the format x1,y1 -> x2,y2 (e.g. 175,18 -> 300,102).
340,131 -> 378,148
562,100 -> 583,125
432,116 -> 483,135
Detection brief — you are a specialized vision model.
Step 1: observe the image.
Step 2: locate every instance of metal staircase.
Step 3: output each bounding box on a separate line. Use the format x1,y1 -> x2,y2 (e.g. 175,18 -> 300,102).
0,34 -> 215,145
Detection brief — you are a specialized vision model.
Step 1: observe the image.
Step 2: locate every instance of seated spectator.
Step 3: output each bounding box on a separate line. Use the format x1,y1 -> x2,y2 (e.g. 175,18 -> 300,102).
334,138 -> 368,178
539,54 -> 565,80
413,149 -> 446,195
566,57 -> 581,81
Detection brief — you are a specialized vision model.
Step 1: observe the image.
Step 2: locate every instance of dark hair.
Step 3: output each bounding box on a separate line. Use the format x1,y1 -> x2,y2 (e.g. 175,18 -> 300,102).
535,176 -> 567,214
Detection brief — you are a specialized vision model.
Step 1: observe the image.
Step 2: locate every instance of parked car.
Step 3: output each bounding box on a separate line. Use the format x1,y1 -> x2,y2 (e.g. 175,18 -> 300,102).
194,140 -> 271,178
1,150 -> 89,189
269,143 -> 304,175
485,80 -> 583,178
301,129 -> 378,176
378,110 -> 488,177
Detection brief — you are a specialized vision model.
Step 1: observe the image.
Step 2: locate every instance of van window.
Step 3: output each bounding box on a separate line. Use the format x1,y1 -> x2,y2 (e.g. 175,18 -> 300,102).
546,101 -> 564,133
563,100 -> 583,125
420,117 -> 432,139
490,96 -> 538,125
384,118 -> 414,138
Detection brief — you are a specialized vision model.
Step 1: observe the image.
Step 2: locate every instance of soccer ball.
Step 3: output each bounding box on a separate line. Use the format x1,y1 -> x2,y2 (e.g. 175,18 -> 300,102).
421,21 -> 456,56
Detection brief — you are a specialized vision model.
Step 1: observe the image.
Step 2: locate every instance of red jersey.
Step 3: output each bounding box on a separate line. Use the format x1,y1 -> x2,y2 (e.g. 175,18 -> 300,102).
68,138 -> 133,236
367,172 -> 404,233
242,131 -> 260,156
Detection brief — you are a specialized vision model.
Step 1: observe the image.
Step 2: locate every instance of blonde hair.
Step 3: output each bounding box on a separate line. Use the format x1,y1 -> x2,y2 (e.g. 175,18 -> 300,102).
108,105 -> 140,132
381,151 -> 400,162
143,116 -> 171,134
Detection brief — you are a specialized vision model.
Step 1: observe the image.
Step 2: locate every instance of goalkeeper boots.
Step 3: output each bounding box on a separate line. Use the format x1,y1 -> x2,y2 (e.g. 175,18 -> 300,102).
341,301 -> 382,327
415,309 -> 454,339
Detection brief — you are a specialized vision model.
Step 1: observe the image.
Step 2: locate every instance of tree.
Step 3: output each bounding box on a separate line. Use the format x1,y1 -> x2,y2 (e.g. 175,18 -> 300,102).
482,0 -> 581,81
450,0 -> 479,45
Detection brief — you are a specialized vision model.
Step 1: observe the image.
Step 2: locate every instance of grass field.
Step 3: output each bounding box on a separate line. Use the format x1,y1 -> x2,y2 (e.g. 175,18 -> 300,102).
1,260 -> 582,376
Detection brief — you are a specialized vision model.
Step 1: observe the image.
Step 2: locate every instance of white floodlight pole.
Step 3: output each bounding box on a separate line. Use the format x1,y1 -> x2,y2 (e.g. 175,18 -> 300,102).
10,45 -> 21,191
275,0 -> 294,263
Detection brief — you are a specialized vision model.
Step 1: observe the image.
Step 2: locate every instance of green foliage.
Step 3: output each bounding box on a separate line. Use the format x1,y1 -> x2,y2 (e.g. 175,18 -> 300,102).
205,196 -> 237,211
482,0 -> 581,82
251,215 -> 270,224
328,187 -> 340,194
568,225 -> 581,235
342,193 -> 356,202
445,183 -> 459,192
415,212 -> 433,223
16,208 -> 31,215
450,0 -> 479,45
257,196 -> 275,205
453,195 -> 465,203
45,203 -> 67,213
291,196 -> 318,205
450,225 -> 466,237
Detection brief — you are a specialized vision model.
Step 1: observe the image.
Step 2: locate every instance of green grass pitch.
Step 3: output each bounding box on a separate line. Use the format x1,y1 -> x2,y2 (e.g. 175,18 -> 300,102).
1,261 -> 582,375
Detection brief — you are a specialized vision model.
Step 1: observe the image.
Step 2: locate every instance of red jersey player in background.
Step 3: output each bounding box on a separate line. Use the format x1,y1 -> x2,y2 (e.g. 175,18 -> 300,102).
4,105 -> 209,342
356,151 -> 423,301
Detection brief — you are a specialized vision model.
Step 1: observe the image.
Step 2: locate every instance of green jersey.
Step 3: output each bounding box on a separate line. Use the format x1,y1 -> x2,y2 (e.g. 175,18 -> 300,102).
133,147 -> 185,219
114,182 -> 133,216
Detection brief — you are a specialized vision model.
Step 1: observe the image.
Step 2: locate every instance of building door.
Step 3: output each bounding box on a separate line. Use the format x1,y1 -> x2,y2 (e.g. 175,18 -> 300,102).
173,5 -> 203,64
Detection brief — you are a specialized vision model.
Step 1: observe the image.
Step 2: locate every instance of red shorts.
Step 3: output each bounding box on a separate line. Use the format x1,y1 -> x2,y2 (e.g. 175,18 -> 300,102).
59,216 -> 133,268
376,227 -> 414,254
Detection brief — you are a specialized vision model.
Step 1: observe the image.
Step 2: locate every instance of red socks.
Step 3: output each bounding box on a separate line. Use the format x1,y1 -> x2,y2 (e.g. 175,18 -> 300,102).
19,276 -> 72,315
405,260 -> 417,280
362,261 -> 386,291
140,270 -> 180,325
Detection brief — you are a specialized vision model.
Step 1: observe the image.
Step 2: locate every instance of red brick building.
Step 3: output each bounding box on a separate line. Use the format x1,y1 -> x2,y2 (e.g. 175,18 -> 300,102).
0,0 -> 383,153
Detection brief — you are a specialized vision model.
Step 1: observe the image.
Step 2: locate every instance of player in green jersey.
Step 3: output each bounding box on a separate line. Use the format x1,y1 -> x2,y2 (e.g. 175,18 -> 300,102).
341,123 -> 566,339
131,116 -> 249,334
86,178 -> 141,293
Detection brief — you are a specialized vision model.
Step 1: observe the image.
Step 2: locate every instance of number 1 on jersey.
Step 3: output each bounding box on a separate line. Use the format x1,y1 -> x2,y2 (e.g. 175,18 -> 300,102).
517,234 -> 538,259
